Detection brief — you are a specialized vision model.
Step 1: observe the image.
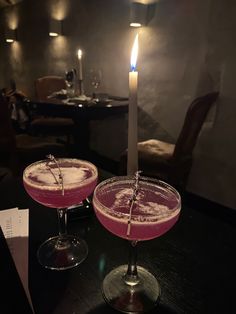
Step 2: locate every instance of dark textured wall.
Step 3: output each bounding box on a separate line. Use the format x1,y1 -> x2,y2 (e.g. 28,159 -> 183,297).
0,0 -> 236,209
0,0 -> 132,97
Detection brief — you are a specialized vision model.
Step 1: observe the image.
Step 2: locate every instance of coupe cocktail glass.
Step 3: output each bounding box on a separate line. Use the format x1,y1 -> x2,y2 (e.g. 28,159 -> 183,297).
23,157 -> 98,270
92,174 -> 181,313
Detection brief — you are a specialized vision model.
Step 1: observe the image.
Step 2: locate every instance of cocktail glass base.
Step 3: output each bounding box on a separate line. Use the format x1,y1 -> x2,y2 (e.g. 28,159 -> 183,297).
102,265 -> 161,313
37,235 -> 88,270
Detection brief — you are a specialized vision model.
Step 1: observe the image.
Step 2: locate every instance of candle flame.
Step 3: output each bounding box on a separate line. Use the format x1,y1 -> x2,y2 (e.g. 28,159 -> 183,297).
78,49 -> 82,60
130,34 -> 139,71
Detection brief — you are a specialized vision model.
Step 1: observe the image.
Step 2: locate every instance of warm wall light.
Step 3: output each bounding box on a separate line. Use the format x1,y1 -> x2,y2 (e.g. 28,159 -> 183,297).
49,19 -> 62,37
130,2 -> 148,27
5,28 -> 17,43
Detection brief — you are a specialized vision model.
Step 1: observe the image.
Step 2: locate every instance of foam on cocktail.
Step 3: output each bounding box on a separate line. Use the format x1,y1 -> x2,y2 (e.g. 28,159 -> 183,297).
93,179 -> 181,241
31,166 -> 88,186
110,188 -> 177,220
24,160 -> 95,190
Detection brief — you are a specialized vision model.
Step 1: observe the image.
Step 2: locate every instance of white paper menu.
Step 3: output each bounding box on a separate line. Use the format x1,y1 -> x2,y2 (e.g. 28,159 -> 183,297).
0,207 -> 34,313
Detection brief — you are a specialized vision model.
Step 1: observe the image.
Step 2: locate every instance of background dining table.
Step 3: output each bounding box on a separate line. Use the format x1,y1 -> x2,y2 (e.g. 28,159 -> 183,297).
24,97 -> 128,174
0,174 -> 235,314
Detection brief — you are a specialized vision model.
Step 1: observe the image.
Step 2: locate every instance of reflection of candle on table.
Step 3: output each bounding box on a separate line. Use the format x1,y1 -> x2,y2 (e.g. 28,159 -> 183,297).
127,34 -> 139,175
77,49 -> 83,80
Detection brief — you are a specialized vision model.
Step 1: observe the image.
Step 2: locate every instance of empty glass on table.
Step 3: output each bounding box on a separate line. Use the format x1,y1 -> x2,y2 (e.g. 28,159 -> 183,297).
65,69 -> 77,98
89,68 -> 102,101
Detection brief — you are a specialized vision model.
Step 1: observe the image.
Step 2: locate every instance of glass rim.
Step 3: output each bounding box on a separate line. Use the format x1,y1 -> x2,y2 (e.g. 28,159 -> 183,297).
93,175 -> 181,222
23,158 -> 98,190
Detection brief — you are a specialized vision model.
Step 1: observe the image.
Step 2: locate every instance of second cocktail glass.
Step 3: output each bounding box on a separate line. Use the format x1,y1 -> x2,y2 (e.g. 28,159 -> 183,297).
92,174 -> 181,313
23,156 -> 98,270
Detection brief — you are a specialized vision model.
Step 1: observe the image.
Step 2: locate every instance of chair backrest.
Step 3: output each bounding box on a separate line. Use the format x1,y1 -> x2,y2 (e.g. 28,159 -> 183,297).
173,91 -> 219,160
0,94 -> 17,172
35,76 -> 66,101
0,94 -> 16,154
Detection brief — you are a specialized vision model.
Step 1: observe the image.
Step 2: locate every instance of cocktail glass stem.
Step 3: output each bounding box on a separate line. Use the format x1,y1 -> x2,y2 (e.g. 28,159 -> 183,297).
124,240 -> 140,286
37,205 -> 88,269
56,208 -> 68,248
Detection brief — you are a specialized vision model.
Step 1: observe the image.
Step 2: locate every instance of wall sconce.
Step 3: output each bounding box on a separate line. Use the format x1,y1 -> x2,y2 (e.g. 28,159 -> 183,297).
130,2 -> 148,27
49,19 -> 62,37
5,28 -> 17,43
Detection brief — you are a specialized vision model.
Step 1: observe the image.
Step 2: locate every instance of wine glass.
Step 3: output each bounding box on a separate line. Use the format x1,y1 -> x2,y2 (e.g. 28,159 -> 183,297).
65,69 -> 76,98
92,174 -> 181,313
23,156 -> 98,270
89,68 -> 102,101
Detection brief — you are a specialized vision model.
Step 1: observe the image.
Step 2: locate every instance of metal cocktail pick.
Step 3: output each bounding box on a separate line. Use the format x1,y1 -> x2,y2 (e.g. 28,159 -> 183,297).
126,171 -> 142,237
46,154 -> 64,195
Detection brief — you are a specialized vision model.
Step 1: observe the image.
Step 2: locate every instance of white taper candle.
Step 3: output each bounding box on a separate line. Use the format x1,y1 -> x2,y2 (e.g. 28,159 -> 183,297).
127,34 -> 139,175
77,49 -> 83,81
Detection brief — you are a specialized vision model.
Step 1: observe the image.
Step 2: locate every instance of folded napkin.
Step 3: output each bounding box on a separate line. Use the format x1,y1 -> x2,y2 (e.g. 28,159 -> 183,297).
62,95 -> 92,105
47,89 -> 67,99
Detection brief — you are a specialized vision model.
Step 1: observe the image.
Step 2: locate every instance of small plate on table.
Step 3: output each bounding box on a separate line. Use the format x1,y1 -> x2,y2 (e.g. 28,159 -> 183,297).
93,98 -> 112,105
62,96 -> 92,105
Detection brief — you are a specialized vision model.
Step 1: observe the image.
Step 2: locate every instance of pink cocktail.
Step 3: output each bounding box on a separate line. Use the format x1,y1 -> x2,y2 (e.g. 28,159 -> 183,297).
93,178 -> 180,241
23,159 -> 97,208
23,157 -> 98,270
92,175 -> 181,313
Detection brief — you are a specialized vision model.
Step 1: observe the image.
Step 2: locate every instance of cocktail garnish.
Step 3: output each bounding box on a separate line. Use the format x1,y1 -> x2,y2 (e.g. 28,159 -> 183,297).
126,171 -> 142,237
46,154 -> 64,195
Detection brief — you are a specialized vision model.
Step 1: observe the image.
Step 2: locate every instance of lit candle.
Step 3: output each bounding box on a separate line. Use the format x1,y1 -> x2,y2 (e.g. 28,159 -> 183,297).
127,34 -> 139,175
77,49 -> 83,80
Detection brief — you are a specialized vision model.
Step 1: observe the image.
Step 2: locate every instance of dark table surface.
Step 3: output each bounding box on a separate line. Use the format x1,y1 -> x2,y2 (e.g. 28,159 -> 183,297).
0,175 -> 235,314
25,98 -> 128,120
